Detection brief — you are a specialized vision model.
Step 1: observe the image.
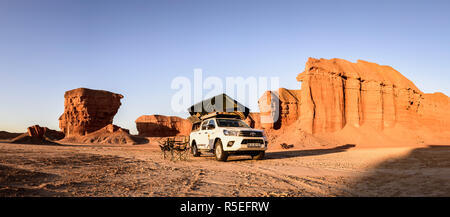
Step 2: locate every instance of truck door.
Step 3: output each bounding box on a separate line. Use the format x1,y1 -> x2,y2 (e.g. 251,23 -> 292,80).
198,120 -> 209,149
205,119 -> 217,150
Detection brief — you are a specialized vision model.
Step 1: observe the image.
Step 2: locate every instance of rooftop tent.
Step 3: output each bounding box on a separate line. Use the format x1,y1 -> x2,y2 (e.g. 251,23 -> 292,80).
187,93 -> 250,121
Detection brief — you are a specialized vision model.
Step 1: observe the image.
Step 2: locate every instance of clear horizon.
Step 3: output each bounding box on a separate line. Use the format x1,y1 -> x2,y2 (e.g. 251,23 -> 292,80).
1,0 -> 449,134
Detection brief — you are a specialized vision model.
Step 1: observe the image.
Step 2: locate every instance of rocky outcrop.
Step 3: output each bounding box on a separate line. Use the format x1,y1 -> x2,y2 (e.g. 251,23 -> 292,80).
103,124 -> 130,134
258,58 -> 450,140
296,58 -> 450,134
244,112 -> 262,129
135,115 -> 192,137
258,88 -> 301,129
9,125 -> 64,145
60,124 -> 148,145
27,125 -> 65,141
27,125 -> 46,139
59,88 -> 123,137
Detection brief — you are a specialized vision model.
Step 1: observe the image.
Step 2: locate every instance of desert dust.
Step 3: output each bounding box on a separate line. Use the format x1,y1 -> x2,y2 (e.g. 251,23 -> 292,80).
1,142 -> 448,197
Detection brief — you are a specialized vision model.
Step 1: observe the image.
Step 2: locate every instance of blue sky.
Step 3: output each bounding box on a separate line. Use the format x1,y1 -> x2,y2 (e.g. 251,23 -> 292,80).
0,0 -> 449,134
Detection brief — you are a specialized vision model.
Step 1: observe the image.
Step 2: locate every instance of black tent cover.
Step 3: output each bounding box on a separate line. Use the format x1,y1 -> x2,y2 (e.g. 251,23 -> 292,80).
187,93 -> 250,119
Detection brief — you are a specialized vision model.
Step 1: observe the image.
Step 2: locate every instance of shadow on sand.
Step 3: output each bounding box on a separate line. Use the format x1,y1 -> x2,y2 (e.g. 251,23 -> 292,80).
0,164 -> 66,196
266,144 -> 356,160
337,145 -> 450,196
5,136 -> 62,146
219,144 -> 356,162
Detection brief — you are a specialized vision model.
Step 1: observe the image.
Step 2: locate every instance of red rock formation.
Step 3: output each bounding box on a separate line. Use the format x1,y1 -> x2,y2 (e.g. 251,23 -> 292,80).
60,124 -> 147,145
27,125 -> 46,139
9,125 -> 64,145
135,115 -> 192,137
296,58 -> 450,133
258,88 -> 301,129
103,124 -> 130,134
258,58 -> 450,145
59,88 -> 123,137
244,112 -> 262,129
27,125 -> 65,141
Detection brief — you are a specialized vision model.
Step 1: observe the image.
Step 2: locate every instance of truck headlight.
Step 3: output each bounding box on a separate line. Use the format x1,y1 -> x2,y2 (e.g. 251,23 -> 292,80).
223,129 -> 239,136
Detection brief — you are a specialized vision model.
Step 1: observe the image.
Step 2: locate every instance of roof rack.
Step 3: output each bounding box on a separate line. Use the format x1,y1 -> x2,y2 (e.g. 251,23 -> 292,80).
200,112 -> 244,120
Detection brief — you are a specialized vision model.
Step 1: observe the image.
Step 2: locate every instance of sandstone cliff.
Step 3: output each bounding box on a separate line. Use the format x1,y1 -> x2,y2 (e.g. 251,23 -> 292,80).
59,88 -> 123,137
258,58 -> 450,145
258,88 -> 301,129
135,115 -> 192,137
244,112 -> 262,129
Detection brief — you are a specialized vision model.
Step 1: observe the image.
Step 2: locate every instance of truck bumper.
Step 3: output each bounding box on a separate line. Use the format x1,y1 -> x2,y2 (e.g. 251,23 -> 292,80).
221,136 -> 267,152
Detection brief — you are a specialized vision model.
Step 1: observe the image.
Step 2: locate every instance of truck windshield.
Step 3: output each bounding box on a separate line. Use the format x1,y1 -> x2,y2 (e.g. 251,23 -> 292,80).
216,119 -> 249,128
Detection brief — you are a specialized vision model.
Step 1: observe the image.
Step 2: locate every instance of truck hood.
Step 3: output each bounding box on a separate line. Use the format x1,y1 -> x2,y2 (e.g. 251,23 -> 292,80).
221,128 -> 264,133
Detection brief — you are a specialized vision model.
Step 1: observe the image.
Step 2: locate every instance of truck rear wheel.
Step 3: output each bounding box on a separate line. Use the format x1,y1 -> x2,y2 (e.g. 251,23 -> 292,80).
214,140 -> 228,162
191,141 -> 200,157
252,151 -> 265,160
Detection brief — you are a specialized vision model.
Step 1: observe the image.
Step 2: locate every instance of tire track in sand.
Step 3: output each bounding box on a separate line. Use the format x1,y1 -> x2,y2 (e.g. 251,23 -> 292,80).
231,162 -> 344,196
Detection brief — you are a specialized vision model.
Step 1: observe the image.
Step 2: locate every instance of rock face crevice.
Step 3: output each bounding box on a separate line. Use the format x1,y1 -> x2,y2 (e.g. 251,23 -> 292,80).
59,88 -> 123,137
258,88 -> 301,130
259,58 -> 450,138
244,113 -> 262,129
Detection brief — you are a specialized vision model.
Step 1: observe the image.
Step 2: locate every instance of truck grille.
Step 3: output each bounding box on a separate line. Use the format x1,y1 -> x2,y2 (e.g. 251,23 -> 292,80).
241,139 -> 265,144
239,131 -> 263,137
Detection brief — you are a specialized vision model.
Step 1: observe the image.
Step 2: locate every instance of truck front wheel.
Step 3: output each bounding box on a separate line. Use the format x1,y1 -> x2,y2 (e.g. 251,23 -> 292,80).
252,151 -> 265,160
214,140 -> 228,162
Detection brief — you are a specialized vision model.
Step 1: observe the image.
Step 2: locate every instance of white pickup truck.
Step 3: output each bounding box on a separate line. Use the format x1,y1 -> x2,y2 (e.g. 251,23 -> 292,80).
189,116 -> 268,161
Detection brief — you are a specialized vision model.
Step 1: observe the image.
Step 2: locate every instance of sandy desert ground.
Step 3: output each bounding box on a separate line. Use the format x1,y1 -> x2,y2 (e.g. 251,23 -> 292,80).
1,141 -> 449,197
